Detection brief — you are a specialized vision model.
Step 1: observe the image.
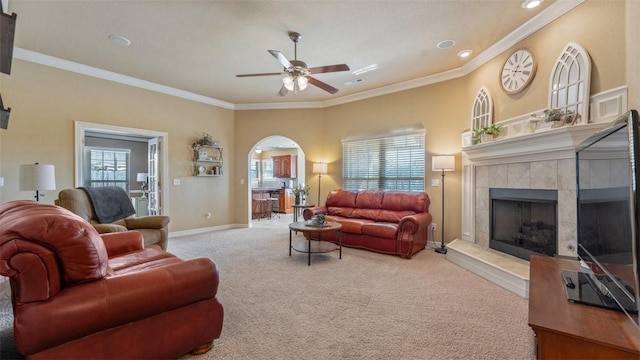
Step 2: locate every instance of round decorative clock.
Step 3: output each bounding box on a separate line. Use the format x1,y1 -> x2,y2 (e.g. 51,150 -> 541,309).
500,48 -> 537,94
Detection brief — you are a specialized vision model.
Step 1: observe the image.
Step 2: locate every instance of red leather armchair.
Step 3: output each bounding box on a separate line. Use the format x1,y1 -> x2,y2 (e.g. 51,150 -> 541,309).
0,200 -> 223,359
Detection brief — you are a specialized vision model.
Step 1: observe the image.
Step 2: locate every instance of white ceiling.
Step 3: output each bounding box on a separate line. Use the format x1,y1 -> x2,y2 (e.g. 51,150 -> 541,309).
5,0 -> 581,109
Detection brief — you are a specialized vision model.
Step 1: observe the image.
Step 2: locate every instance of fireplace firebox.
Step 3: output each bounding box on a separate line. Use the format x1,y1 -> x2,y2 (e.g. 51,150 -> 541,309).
490,188 -> 558,260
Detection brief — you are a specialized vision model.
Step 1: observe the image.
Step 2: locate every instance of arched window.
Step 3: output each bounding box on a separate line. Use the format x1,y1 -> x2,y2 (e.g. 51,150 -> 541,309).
549,42 -> 591,123
471,86 -> 493,131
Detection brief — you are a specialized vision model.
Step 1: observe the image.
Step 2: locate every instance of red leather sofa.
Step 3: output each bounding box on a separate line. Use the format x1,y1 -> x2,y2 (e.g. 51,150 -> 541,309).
0,200 -> 223,359
303,189 -> 432,259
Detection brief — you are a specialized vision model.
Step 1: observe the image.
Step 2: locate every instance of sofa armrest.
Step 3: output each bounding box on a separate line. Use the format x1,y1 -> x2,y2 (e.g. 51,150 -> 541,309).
398,212 -> 432,240
93,223 -> 128,234
100,231 -> 144,258
15,258 -> 219,356
125,215 -> 170,230
303,206 -> 327,220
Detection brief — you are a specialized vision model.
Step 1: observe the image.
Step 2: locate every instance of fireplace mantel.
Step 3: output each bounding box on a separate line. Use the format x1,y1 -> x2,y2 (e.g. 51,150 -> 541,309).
462,123 -> 608,165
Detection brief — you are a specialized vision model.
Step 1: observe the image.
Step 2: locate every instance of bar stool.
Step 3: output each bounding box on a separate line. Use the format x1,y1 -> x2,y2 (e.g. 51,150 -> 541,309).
269,197 -> 280,218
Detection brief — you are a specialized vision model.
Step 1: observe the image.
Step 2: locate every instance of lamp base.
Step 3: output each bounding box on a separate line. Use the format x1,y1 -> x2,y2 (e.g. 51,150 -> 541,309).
434,246 -> 447,254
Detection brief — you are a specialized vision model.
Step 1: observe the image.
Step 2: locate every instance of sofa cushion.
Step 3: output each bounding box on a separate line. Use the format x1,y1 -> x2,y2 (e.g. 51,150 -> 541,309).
326,190 -> 358,207
351,208 -> 381,221
337,218 -> 374,234
355,190 -> 384,208
328,206 -> 355,218
377,209 -> 416,223
382,191 -> 429,212
362,222 -> 398,239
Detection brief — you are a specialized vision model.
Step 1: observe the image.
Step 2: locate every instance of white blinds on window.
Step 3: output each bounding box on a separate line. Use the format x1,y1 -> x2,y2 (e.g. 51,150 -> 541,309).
342,130 -> 425,191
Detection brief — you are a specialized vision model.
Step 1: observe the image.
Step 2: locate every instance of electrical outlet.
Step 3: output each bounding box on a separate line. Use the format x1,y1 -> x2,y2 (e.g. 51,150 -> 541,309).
206,212 -> 212,219
430,223 -> 437,231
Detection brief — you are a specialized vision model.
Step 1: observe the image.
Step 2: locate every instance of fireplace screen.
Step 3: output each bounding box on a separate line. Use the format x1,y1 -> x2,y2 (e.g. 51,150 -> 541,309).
490,188 -> 557,260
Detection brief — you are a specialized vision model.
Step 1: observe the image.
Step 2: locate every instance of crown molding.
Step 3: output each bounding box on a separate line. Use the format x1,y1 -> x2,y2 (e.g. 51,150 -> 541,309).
13,0 -> 584,111
13,47 -> 236,110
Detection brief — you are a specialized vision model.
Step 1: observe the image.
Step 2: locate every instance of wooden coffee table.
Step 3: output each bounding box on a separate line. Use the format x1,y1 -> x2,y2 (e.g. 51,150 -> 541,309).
289,221 -> 342,266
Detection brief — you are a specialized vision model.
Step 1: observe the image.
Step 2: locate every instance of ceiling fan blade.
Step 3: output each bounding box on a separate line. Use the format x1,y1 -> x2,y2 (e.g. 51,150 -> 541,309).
307,76 -> 339,94
236,72 -> 282,78
268,50 -> 293,69
308,64 -> 350,74
277,85 -> 288,97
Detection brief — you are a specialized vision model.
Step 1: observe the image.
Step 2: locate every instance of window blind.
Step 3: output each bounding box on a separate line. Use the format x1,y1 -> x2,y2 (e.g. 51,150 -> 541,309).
342,130 -> 425,191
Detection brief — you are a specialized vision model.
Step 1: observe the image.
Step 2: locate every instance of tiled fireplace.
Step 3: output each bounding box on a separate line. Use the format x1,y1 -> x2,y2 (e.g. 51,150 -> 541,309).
448,87 -> 627,298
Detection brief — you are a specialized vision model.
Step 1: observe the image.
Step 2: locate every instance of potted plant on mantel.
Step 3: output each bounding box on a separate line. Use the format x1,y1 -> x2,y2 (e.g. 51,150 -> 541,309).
292,184 -> 310,205
472,123 -> 502,144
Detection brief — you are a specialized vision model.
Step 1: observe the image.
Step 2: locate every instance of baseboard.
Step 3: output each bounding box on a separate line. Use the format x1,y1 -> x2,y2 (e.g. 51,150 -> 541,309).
170,223 -> 247,238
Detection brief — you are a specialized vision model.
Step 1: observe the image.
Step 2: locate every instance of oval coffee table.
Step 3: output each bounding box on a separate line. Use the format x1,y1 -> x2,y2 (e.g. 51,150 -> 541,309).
289,221 -> 342,266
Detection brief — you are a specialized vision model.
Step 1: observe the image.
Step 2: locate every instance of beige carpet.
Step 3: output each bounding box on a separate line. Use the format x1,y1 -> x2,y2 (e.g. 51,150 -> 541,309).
0,217 -> 535,359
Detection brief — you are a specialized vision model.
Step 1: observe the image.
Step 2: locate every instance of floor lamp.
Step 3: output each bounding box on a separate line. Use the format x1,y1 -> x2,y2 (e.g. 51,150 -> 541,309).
432,155 -> 455,254
19,163 -> 56,202
312,162 -> 327,206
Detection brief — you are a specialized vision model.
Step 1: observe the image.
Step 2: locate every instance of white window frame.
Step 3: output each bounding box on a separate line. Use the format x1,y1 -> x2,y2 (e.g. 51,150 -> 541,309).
549,42 -> 591,123
342,127 -> 425,191
471,86 -> 493,131
85,147 -> 131,192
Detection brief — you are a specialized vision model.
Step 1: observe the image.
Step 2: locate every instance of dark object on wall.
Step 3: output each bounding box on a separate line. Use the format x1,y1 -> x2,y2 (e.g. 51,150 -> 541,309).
0,93 -> 10,129
0,2 -> 17,75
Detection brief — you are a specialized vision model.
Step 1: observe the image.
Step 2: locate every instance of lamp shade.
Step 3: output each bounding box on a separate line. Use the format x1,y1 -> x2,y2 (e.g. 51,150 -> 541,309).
137,172 -> 148,182
313,162 -> 328,175
19,163 -> 56,191
432,155 -> 455,172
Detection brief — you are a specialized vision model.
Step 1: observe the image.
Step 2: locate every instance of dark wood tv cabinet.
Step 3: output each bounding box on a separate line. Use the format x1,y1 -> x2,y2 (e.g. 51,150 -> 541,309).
528,255 -> 640,359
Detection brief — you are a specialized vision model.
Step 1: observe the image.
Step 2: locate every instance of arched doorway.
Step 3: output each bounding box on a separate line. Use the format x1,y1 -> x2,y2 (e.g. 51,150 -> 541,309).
248,135 -> 306,226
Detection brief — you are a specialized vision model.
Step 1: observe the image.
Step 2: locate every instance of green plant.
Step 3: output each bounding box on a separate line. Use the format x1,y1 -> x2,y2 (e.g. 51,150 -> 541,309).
192,132 -> 213,148
482,123 -> 502,136
292,184 -> 310,197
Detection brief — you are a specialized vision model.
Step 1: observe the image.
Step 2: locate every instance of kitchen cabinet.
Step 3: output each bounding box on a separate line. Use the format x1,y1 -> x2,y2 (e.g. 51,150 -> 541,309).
272,155 -> 297,178
279,188 -> 294,214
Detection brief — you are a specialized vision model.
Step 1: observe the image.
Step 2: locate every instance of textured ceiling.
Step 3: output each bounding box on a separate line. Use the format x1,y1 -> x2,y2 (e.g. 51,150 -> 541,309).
6,0 -> 564,107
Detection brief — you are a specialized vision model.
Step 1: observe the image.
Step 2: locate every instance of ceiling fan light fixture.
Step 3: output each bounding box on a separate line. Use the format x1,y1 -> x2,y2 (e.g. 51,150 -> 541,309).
297,76 -> 308,90
283,75 -> 294,91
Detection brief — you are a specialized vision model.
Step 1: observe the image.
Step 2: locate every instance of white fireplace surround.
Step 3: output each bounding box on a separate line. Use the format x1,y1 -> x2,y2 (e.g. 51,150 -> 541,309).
447,86 -> 627,298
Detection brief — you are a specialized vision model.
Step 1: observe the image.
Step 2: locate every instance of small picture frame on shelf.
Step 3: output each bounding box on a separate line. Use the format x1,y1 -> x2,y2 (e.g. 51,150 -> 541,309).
198,151 -> 208,160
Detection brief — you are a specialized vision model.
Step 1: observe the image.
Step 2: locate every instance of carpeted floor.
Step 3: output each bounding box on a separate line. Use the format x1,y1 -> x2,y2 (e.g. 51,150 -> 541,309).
0,216 -> 535,359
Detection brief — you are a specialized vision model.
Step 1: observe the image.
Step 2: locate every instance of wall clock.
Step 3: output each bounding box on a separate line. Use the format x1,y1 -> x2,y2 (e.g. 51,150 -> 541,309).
500,48 -> 537,94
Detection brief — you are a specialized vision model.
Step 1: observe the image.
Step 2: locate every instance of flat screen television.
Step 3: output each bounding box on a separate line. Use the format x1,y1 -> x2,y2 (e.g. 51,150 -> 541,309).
567,110 -> 639,329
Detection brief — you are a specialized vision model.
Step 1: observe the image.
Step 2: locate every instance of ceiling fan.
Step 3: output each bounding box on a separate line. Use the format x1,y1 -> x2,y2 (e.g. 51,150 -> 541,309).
236,32 -> 350,96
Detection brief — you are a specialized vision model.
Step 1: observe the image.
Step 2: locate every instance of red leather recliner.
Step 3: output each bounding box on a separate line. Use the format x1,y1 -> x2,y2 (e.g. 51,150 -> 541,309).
0,200 -> 223,359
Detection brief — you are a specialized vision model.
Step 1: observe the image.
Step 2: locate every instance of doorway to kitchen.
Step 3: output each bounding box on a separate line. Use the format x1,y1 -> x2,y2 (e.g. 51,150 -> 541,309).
249,135 -> 306,227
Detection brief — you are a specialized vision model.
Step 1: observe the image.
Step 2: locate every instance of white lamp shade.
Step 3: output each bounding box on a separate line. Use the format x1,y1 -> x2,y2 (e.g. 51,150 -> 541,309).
313,162 -> 328,174
432,155 -> 455,172
137,172 -> 148,182
19,164 -> 56,191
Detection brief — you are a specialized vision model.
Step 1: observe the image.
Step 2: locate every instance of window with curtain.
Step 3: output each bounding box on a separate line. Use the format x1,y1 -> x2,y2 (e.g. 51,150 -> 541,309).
342,129 -> 425,191
85,147 -> 130,191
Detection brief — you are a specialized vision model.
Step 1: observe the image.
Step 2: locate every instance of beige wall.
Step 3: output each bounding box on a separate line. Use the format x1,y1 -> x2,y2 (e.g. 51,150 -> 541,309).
0,60 -> 235,232
234,0 -> 627,242
0,0 -> 630,239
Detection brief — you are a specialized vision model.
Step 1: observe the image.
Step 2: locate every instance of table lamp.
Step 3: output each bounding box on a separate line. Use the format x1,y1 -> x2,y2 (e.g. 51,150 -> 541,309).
19,163 -> 56,202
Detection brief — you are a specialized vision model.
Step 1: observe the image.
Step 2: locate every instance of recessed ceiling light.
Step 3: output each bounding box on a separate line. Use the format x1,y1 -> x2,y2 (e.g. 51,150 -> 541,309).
457,50 -> 473,58
522,0 -> 543,9
108,35 -> 131,46
436,40 -> 456,49
352,64 -> 379,75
